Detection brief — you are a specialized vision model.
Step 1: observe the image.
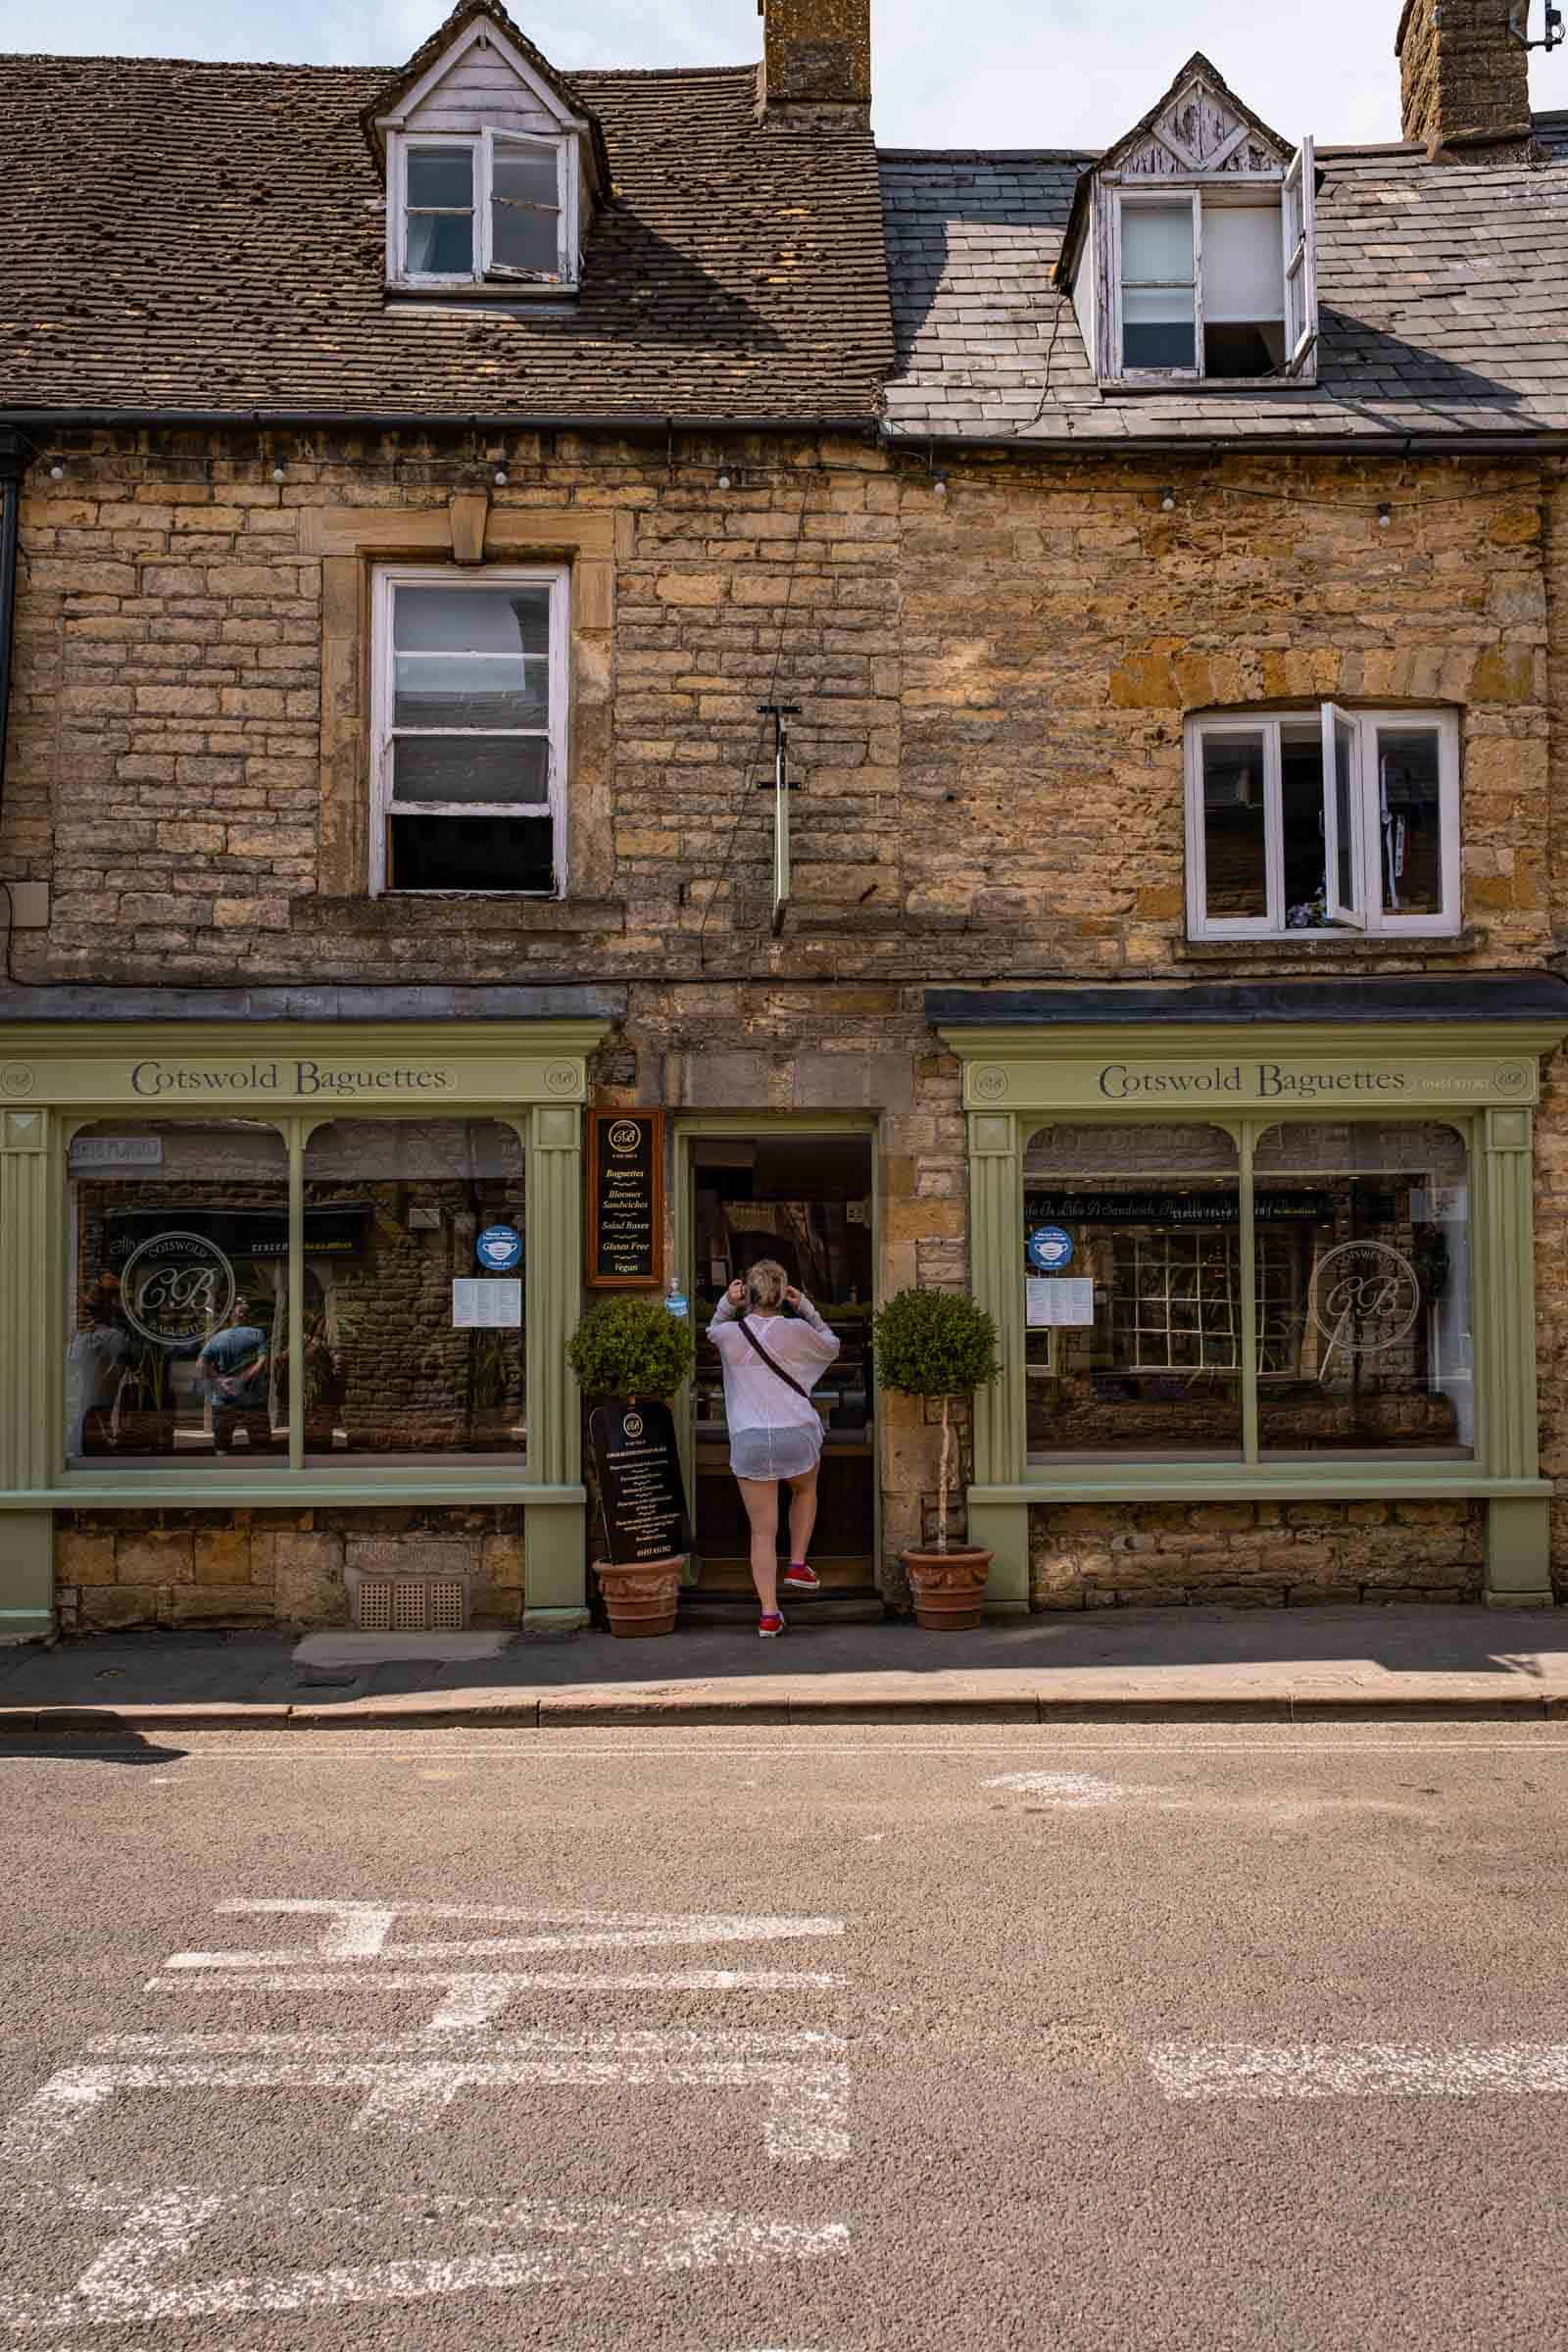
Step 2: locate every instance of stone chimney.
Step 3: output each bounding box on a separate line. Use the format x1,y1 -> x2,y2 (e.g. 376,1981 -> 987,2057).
1396,0 -> 1535,157
760,0 -> 871,118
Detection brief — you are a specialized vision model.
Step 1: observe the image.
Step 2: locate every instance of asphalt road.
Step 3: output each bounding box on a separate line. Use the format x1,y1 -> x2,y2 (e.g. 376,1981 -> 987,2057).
4,1722 -> 1568,2349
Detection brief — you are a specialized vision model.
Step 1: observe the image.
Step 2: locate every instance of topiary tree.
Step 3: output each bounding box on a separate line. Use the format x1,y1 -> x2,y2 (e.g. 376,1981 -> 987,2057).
873,1288 -> 1002,1553
567,1295 -> 695,1403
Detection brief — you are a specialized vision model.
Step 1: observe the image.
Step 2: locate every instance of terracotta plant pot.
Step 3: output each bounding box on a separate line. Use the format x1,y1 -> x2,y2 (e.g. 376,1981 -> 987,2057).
902,1544 -> 993,1633
593,1556 -> 683,1638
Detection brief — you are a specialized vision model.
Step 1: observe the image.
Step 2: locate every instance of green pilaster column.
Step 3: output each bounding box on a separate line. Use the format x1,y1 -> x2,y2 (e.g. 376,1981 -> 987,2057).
1477,1106 -> 1552,1605
0,1104 -> 54,1638
524,1102 -> 589,1629
966,1110 -> 1029,1613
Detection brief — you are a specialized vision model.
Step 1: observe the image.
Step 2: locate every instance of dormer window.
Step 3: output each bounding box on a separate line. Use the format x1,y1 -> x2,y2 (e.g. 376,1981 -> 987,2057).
1058,55 -> 1318,390
369,6 -> 605,300
394,130 -> 572,286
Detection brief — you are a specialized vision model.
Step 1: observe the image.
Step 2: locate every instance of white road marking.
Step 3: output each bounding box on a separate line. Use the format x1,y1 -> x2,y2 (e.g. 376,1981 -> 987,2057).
1,2030 -> 851,2165
0,2183 -> 849,2328
984,1771 -> 1132,1804
24,1737 -> 1568,1761
1151,2042 -> 1568,2100
147,1968 -> 838,2025
168,1900 -> 844,1969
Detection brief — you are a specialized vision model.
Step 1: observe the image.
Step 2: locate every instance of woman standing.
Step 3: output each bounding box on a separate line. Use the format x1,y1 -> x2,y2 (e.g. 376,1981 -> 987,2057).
709,1258 -> 840,1637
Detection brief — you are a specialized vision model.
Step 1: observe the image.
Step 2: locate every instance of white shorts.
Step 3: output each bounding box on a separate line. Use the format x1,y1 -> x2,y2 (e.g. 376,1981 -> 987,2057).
729,1423 -> 823,1483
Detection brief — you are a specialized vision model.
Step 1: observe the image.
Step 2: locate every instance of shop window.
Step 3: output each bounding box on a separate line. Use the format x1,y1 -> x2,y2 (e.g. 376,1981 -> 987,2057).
1185,707 -> 1459,940
302,1119 -> 526,1463
1023,1124 -> 1244,1458
1251,1120 -> 1473,1457
66,1121 -> 291,1468
1022,1116 -> 1475,1467
370,565 -> 567,898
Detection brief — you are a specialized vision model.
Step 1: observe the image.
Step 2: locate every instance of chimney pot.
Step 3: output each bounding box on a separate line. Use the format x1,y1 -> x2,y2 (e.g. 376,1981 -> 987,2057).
1396,0 -> 1535,157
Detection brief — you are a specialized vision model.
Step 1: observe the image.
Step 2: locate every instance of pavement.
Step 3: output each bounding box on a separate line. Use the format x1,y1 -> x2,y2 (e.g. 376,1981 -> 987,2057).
5,1720 -> 1568,2347
4,1601 -> 1568,1729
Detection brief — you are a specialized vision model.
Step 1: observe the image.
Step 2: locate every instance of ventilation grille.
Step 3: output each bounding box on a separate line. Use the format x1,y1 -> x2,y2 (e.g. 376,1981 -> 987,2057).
355,1579 -> 467,1633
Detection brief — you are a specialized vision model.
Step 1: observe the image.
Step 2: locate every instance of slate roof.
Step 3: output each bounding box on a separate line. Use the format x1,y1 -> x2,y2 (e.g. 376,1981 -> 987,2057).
0,52 -> 890,424
881,124 -> 1568,446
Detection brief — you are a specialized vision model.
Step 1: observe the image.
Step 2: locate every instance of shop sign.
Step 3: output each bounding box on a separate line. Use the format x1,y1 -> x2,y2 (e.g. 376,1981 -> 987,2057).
589,1399 -> 691,1566
1024,1191 -> 1330,1228
1026,1225 -> 1074,1271
968,1055 -> 1540,1109
105,1204 -> 369,1262
586,1110 -> 664,1289
127,1059 -> 459,1100
69,1135 -> 163,1169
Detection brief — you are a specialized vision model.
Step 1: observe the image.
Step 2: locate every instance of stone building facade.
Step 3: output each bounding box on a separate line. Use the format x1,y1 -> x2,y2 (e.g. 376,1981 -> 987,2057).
5,0 -> 1568,1632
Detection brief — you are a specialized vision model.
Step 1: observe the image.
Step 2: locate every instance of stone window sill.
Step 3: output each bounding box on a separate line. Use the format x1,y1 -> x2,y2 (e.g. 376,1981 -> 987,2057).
291,895 -> 625,937
1176,927 -> 1487,963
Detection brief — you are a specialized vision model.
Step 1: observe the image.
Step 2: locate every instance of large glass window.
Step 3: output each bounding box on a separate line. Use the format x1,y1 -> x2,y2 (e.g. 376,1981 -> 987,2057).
1251,1120 -> 1473,1457
1024,1124 -> 1243,1458
302,1119 -> 526,1464
1023,1116 -> 1475,1466
66,1121 -> 291,1467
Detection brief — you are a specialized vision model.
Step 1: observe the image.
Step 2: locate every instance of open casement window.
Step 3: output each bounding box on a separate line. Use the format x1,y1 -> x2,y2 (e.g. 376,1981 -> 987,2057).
1111,175 -> 1309,382
1281,138 -> 1318,377
392,131 -> 575,288
370,565 -> 568,898
1185,706 -> 1460,940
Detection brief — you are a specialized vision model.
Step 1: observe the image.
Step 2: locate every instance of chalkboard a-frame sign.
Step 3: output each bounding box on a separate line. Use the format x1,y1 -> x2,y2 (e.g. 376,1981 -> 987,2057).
586,1108 -> 665,1289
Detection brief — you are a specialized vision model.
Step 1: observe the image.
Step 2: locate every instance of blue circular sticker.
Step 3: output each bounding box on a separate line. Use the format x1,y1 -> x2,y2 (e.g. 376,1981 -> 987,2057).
1026,1225 -> 1074,1273
476,1224 -> 523,1272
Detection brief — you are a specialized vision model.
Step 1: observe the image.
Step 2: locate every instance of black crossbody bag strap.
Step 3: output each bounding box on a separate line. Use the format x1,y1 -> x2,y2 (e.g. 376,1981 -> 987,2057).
736,1313 -> 814,1403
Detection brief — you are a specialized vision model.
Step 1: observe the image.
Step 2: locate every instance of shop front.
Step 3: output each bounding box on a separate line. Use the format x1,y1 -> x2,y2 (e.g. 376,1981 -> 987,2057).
935,979 -> 1568,1612
0,1016 -> 611,1640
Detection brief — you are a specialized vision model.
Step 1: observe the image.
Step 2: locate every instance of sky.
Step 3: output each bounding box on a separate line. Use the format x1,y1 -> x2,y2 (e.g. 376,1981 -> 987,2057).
1,0 -> 1565,151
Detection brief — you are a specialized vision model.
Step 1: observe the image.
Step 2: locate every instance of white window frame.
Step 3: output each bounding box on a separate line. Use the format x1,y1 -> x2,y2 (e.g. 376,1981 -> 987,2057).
1105,146 -> 1316,387
387,129 -> 577,290
369,563 -> 570,900
1184,705 -> 1461,941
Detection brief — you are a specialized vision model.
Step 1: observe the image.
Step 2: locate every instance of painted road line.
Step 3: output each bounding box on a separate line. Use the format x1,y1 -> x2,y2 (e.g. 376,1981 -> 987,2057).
983,1771 -> 1139,1803
0,2184 -> 849,2328
146,1969 -> 839,2025
168,1900 -> 845,1969
1,2030 -> 852,2165
1150,2042 -> 1568,2099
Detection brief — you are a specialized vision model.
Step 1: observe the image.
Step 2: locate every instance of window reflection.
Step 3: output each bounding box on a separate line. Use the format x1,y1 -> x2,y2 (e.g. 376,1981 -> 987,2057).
66,1121 -> 290,1465
1024,1125 -> 1244,1459
302,1119 -> 526,1462
1252,1121 -> 1472,1456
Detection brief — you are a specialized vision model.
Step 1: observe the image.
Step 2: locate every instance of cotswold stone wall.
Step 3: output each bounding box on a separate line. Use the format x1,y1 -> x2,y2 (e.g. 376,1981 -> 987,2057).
4,436 -> 1553,986
1030,1500 -> 1486,1610
55,1510 -> 526,1630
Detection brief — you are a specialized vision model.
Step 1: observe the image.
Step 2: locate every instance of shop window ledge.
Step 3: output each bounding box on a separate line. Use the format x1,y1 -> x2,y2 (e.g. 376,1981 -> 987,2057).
973,1470 -> 1550,1506
8,1476 -> 585,1509
1175,928 -> 1489,964
290,895 -> 626,936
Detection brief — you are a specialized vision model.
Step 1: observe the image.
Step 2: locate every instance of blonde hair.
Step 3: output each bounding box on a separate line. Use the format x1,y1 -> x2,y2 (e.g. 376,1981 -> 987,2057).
745,1258 -> 789,1311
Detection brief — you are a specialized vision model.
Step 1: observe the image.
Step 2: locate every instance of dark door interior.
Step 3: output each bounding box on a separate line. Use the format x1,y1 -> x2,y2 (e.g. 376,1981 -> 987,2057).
690,1134 -> 875,1592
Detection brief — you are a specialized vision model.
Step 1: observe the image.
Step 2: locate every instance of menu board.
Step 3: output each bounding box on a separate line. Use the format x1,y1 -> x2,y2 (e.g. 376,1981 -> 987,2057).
586,1109 -> 664,1288
589,1399 -> 690,1566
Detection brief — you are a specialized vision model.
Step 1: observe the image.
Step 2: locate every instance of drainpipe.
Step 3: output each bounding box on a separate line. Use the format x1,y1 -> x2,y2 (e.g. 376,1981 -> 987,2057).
0,431 -> 20,824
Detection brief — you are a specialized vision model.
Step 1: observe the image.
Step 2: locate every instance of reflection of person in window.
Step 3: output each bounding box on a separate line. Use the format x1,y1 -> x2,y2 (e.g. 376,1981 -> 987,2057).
67,1276 -> 130,1456
200,1297 -> 273,1453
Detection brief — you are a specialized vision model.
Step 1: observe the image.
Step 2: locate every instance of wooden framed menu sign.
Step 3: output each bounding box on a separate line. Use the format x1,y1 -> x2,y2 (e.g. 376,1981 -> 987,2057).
586,1109 -> 664,1288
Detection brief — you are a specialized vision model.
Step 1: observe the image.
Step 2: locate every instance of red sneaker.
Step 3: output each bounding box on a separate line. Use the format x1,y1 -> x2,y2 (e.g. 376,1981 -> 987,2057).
759,1610 -> 786,1639
781,1564 -> 820,1592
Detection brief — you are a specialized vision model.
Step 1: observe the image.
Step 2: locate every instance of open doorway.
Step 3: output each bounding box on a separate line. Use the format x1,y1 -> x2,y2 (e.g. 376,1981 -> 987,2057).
685,1130 -> 877,1608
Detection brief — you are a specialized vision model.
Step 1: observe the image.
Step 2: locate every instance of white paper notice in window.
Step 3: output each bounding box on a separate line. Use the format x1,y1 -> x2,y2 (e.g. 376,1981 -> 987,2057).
1027,1278 -> 1095,1328
452,1279 -> 523,1328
